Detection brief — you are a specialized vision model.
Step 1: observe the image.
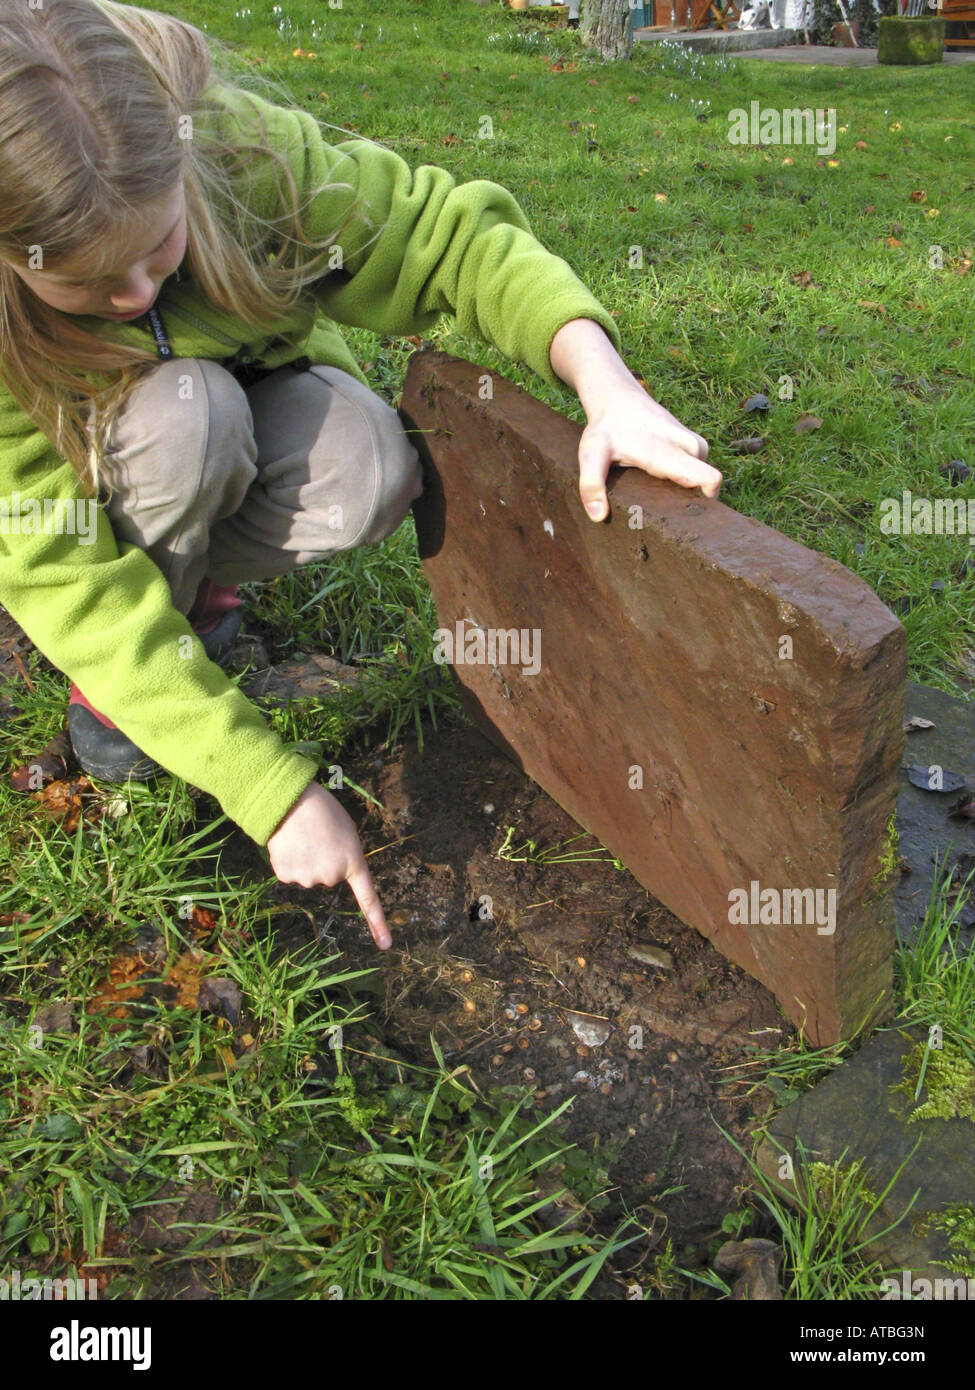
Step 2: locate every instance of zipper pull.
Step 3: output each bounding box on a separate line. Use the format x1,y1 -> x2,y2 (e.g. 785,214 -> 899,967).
146,305 -> 174,361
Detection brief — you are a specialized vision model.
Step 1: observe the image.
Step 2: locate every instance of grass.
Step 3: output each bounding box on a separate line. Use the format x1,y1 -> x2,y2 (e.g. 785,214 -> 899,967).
679,1134 -> 922,1300
713,860 -> 975,1296
1,0 -> 974,1299
495,825 -> 626,867
224,0 -> 974,694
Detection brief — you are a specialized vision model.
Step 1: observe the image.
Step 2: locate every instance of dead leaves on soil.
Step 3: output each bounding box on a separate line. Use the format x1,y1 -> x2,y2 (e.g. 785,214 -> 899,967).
87,906 -> 243,1031
8,732 -> 128,832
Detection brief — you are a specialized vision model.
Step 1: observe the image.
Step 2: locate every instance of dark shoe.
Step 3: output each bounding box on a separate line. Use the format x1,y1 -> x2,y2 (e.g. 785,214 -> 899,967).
67,698 -> 163,783
68,592 -> 245,783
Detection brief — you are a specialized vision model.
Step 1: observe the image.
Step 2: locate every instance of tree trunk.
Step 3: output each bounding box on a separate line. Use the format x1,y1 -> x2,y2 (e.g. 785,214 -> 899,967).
579,0 -> 634,60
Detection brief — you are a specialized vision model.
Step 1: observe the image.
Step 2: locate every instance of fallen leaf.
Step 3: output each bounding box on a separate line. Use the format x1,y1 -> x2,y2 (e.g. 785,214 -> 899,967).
906,764 -> 968,794
886,237 -> 901,248
791,270 -> 814,287
32,1000 -> 76,1035
910,189 -> 926,203
903,716 -> 935,732
198,976 -> 243,1028
795,414 -> 823,434
729,437 -> 766,454
32,777 -> 91,832
9,732 -> 71,791
742,393 -> 769,414
857,300 -> 888,316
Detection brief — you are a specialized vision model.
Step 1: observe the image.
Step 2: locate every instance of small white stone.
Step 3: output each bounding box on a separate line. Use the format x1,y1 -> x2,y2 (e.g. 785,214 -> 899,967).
483,803 -> 494,815
543,518 -> 554,538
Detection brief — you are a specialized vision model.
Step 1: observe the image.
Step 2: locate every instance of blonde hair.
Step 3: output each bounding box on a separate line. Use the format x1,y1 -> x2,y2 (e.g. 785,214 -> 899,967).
0,0 -> 379,497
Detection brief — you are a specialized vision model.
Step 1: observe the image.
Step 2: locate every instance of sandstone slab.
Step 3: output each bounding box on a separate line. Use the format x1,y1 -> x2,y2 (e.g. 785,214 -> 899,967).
400,350 -> 907,1045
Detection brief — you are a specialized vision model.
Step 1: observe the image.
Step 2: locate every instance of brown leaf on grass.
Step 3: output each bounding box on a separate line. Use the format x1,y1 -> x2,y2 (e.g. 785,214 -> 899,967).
198,977 -> 243,1028
910,189 -> 926,203
88,942 -> 220,1020
857,300 -> 888,316
32,777 -> 90,832
33,999 -> 76,1036
442,133 -> 459,146
728,437 -> 766,454
9,732 -> 71,791
791,269 -> 815,287
795,414 -> 823,434
189,904 -> 220,938
886,237 -> 901,248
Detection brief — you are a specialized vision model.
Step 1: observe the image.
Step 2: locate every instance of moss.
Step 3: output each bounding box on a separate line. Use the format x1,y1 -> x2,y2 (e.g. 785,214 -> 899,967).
891,1037 -> 975,1123
807,1158 -> 878,1211
866,811 -> 899,903
916,1204 -> 975,1278
878,15 -> 946,65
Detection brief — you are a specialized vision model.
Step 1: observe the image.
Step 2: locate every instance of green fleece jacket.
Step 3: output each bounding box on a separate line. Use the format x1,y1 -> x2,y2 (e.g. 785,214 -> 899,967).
0,83 -> 622,846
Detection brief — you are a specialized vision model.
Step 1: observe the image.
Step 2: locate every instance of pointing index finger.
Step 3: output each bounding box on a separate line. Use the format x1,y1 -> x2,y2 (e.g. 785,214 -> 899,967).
346,863 -> 391,950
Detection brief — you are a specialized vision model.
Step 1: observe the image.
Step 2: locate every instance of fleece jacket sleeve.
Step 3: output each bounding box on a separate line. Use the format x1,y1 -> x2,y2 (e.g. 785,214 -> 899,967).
211,85 -> 624,387
0,408 -> 319,845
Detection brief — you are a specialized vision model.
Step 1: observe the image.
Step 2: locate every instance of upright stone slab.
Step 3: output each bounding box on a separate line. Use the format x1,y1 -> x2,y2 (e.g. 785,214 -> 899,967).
400,351 -> 907,1045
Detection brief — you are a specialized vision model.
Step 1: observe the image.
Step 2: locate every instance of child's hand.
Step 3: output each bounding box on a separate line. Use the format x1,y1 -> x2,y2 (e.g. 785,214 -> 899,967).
576,382 -> 721,522
266,782 -> 391,949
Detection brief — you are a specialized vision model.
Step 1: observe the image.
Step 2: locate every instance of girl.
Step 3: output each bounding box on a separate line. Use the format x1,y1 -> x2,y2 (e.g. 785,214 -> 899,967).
0,0 -> 720,952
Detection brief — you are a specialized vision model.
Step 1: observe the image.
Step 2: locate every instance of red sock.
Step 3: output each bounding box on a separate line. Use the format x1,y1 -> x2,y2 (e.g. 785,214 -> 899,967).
186,580 -> 243,635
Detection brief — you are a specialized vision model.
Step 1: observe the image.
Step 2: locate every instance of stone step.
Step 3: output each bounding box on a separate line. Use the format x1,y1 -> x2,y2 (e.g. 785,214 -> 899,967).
634,24 -> 803,49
